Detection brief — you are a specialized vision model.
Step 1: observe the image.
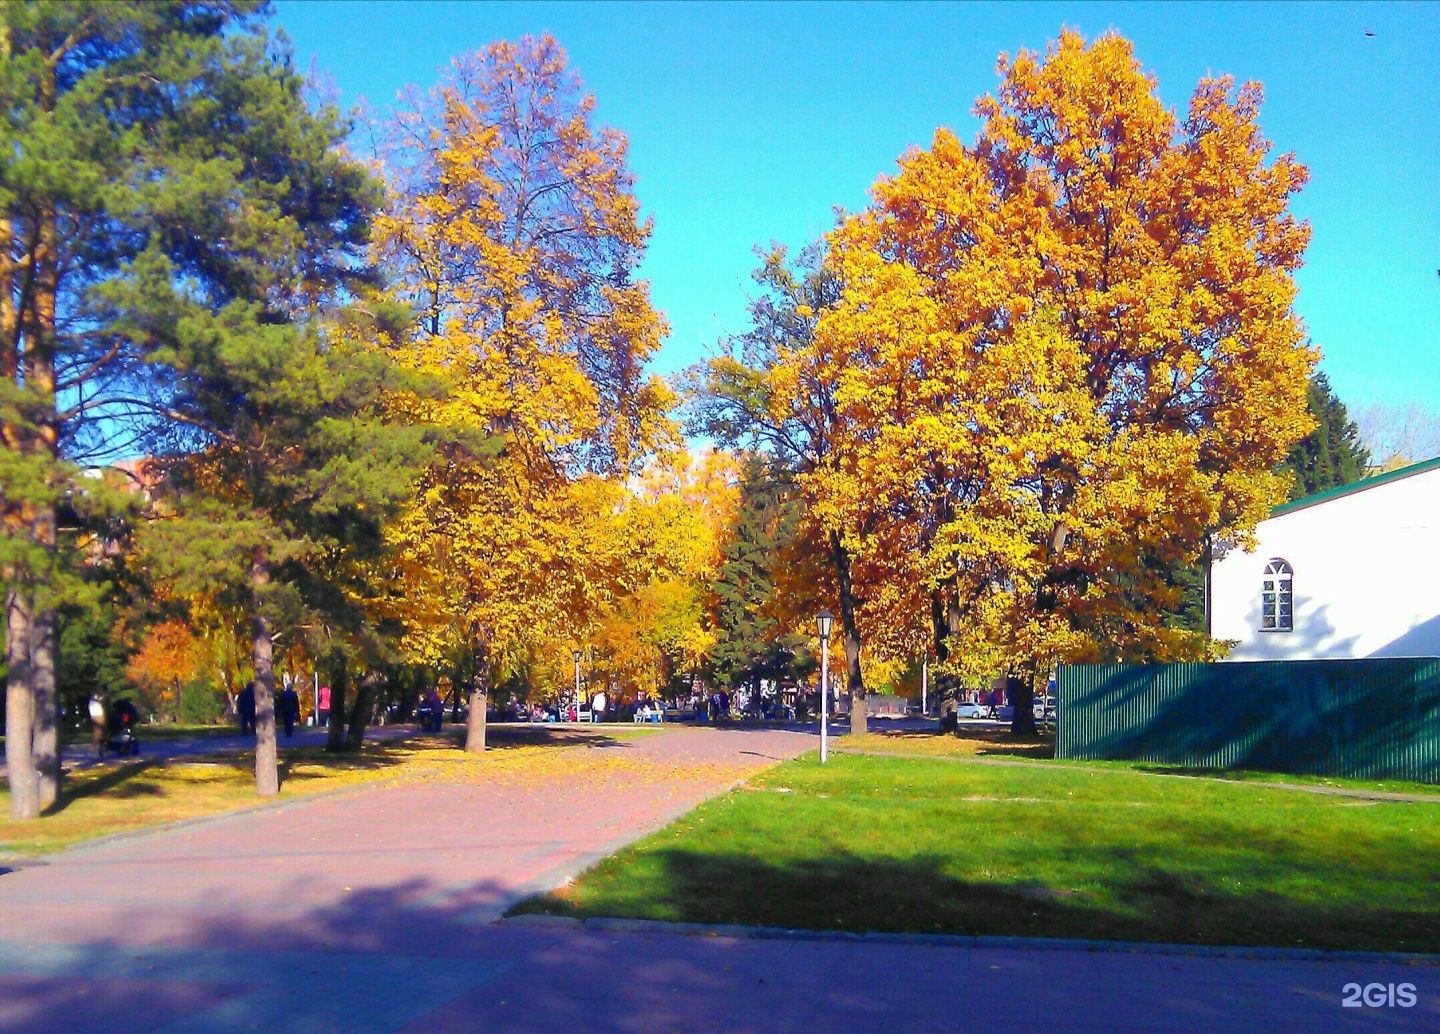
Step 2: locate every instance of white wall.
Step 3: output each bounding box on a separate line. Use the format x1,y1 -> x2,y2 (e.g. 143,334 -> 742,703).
1210,466 -> 1440,660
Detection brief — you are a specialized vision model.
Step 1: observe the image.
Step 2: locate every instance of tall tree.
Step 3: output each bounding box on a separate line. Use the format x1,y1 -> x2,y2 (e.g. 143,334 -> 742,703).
1,2 -> 372,815
590,450 -> 737,704
142,307 -> 433,793
689,245 -> 879,731
706,455 -> 808,696
51,2 -> 399,797
808,30 -> 1315,734
374,35 -> 676,751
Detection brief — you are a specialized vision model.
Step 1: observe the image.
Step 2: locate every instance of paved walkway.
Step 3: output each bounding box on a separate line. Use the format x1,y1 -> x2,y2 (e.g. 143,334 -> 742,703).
8,724 -> 420,772
1,725 -> 1436,1033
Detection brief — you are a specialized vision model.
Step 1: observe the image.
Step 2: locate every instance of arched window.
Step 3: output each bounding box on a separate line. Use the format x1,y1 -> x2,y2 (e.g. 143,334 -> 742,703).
1261,559 -> 1293,632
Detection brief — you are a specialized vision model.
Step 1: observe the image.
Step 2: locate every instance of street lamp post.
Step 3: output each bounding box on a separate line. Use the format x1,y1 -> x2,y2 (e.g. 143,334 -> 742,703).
922,656 -> 929,716
816,610 -> 834,764
572,649 -> 583,722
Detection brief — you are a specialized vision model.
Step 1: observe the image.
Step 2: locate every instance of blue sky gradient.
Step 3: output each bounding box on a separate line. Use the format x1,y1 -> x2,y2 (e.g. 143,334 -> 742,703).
275,0 -> 1439,410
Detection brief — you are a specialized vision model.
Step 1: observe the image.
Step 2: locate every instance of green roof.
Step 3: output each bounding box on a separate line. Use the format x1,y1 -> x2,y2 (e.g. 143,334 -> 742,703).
1270,455 -> 1440,519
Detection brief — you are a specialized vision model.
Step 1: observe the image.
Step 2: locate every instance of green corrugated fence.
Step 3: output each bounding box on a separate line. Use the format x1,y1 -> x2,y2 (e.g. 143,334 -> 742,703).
1056,659 -> 1440,783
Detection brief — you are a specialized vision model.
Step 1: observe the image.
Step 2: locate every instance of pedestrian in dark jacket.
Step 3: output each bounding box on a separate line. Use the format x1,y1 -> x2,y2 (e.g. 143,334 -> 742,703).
279,685 -> 301,737
237,682 -> 257,737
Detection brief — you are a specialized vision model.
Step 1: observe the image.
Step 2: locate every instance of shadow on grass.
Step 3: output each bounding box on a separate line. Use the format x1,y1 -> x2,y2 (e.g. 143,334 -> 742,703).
520,847 -> 1440,954
16,727 -> 645,823
36,746 -> 412,817
43,761 -> 165,817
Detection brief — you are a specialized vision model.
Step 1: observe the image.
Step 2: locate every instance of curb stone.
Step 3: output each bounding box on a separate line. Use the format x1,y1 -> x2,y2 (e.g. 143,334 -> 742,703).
498,914 -> 1440,966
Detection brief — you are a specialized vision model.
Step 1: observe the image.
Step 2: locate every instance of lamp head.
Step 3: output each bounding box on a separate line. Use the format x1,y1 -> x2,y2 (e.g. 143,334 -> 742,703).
816,610 -> 834,641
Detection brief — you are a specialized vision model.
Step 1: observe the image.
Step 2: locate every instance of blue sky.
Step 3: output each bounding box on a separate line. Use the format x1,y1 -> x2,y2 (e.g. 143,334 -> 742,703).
275,0 -> 1439,410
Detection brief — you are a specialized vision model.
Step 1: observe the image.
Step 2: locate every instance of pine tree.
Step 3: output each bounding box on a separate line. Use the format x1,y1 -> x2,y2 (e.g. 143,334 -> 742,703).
1,2 -> 391,807
707,457 -> 806,694
1279,373 -> 1370,499
141,307 -> 436,792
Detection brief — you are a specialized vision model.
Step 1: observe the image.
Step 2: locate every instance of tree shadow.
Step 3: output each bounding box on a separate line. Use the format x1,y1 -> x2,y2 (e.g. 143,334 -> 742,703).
4,855 -> 1437,1033
524,847 -> 1440,954
42,760 -> 164,816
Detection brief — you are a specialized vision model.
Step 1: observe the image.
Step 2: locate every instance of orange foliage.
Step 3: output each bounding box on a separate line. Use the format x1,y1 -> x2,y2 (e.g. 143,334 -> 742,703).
796,30 -> 1315,679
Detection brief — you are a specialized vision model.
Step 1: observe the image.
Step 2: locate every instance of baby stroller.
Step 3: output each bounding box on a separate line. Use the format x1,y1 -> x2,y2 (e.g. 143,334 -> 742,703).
107,699 -> 141,757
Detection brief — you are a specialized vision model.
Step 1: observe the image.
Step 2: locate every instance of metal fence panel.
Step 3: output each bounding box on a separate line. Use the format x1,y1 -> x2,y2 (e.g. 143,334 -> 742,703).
1056,659 -> 1440,783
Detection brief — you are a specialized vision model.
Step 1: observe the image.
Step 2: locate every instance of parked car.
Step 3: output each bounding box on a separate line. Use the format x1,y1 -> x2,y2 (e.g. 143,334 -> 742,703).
955,702 -> 985,719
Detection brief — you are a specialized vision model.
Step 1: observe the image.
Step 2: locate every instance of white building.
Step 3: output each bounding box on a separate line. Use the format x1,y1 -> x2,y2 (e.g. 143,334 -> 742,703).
1209,457 -> 1440,661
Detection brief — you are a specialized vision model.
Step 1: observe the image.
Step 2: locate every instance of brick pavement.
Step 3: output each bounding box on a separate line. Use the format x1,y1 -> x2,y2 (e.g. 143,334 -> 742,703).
1,724 -> 1436,1033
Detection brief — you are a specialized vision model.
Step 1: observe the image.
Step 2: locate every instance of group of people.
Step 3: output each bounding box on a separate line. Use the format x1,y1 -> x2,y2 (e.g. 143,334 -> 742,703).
235,681 -> 304,738
699,689 -> 731,721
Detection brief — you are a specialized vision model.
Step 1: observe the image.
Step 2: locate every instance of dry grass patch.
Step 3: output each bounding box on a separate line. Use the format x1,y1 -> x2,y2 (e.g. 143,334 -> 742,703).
842,726 -> 1054,760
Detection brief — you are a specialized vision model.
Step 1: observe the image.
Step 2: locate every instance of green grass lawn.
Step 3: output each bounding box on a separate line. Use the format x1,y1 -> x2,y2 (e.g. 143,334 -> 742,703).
514,751 -> 1440,953
840,728 -> 1440,800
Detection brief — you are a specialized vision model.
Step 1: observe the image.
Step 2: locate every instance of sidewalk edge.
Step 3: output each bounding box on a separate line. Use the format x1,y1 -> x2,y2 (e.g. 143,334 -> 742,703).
496,914 -> 1440,966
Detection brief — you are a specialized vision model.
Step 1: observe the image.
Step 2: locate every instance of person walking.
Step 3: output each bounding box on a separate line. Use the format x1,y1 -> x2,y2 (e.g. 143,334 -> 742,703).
88,693 -> 108,757
237,681 -> 257,737
316,684 -> 331,727
423,686 -> 444,732
591,689 -> 606,724
279,683 -> 300,737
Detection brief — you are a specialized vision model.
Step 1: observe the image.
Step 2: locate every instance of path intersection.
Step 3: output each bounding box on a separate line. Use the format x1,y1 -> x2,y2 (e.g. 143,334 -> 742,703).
1,726 -> 1434,1033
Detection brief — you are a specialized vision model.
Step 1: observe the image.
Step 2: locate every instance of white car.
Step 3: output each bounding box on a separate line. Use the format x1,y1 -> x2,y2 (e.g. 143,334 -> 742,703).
955,702 -> 985,719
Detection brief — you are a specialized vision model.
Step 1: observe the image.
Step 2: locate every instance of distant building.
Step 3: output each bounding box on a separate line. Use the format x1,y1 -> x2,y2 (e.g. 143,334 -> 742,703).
1209,457 -> 1440,660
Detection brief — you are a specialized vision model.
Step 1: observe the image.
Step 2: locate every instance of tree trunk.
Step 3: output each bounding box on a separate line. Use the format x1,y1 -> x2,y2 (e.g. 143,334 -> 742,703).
829,531 -> 866,735
250,558 -> 279,796
465,641 -> 488,753
399,668 -> 420,724
326,655 -> 348,752
930,588 -> 960,727
344,671 -> 379,752
1009,671 -> 1039,738
5,590 -> 38,820
26,100 -> 61,813
31,602 -> 58,810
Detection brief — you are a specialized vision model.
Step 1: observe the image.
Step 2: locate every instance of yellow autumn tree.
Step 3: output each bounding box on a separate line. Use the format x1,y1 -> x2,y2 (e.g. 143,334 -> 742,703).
804,30 -> 1315,732
589,449 -> 739,702
373,35 -> 677,750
